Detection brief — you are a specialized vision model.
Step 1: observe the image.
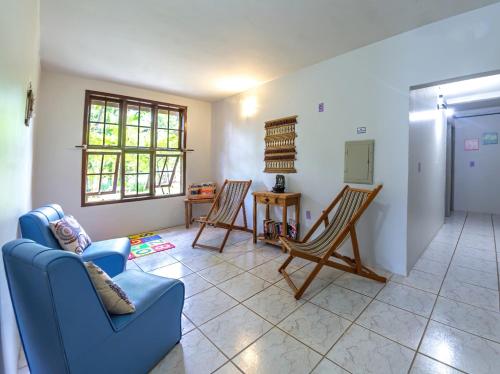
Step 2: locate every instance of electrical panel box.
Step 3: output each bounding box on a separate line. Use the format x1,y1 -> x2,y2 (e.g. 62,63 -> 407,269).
344,140 -> 374,184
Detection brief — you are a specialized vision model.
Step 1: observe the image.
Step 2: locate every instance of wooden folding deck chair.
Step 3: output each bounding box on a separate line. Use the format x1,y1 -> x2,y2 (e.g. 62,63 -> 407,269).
192,179 -> 252,252
279,184 -> 386,299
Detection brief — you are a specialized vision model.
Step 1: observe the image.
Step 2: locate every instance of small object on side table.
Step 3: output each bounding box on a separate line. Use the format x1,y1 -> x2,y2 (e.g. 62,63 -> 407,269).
272,175 -> 286,193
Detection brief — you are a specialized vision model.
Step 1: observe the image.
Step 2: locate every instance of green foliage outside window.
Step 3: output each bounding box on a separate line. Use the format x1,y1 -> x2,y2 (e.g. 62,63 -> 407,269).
83,93 -> 185,204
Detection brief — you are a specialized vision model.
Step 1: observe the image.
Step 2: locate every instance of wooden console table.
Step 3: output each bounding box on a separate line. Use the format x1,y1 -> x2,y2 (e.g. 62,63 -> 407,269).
252,191 -> 301,248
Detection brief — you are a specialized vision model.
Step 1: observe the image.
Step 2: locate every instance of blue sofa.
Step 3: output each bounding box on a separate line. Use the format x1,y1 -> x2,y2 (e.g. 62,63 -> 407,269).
19,204 -> 130,277
3,239 -> 184,374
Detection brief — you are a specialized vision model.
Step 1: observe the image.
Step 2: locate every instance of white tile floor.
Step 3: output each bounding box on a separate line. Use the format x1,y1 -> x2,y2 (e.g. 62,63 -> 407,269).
18,212 -> 500,373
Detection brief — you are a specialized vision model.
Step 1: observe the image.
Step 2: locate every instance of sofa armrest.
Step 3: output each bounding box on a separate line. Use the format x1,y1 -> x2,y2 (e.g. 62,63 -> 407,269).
82,237 -> 131,276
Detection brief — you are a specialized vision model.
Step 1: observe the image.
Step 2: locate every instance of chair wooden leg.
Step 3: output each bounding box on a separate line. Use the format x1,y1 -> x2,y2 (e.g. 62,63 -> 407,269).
278,254 -> 294,273
295,261 -> 324,299
350,226 -> 362,273
242,203 -> 248,229
218,228 -> 232,253
192,222 -> 206,248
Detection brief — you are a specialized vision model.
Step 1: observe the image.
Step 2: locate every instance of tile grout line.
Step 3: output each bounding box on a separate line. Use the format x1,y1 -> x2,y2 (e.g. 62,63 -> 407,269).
313,274 -> 393,373
150,231 -> 413,373
150,223 -> 476,373
182,247 -> 358,372
143,229 -> 419,373
407,212 -> 468,373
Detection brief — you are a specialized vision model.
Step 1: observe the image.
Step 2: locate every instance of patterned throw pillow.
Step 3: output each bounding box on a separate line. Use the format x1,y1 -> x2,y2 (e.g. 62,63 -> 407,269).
49,215 -> 92,255
85,262 -> 136,314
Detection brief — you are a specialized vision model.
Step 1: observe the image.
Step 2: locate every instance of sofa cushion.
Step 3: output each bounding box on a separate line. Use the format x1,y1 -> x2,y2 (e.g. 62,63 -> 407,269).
85,262 -> 135,314
110,270 -> 184,330
49,215 -> 92,254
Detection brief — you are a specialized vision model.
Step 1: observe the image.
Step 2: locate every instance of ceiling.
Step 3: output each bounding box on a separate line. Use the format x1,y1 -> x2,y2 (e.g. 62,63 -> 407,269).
41,0 -> 500,101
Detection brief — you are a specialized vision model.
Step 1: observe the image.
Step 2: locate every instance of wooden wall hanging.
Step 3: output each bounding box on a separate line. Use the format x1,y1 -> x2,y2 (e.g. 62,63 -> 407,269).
264,115 -> 297,173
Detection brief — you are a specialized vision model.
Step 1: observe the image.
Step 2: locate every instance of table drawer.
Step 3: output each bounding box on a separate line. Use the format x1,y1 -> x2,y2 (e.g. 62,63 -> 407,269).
256,195 -> 279,205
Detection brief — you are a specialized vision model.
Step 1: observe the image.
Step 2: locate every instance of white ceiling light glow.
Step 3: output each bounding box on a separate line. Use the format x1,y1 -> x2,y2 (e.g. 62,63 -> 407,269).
439,74 -> 500,97
447,90 -> 500,105
215,76 -> 260,94
241,96 -> 258,118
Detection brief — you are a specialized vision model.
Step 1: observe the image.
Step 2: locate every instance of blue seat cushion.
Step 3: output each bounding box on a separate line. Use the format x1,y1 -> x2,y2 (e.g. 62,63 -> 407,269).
110,270 -> 185,331
82,238 -> 130,277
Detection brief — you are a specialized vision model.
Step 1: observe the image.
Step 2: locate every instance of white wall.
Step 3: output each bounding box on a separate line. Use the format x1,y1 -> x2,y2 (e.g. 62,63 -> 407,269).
0,0 -> 40,372
454,113 -> 500,214
407,87 -> 447,270
212,3 -> 500,275
34,70 -> 212,240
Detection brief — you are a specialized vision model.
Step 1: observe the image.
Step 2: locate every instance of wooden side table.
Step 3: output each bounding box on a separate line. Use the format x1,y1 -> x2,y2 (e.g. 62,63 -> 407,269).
252,191 -> 301,248
184,198 -> 216,228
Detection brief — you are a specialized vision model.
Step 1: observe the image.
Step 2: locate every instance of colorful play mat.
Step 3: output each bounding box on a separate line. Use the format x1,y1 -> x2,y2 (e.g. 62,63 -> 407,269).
128,232 -> 175,260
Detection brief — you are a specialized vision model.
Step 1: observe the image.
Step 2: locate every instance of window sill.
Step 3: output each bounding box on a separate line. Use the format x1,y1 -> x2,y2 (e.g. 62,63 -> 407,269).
81,193 -> 185,207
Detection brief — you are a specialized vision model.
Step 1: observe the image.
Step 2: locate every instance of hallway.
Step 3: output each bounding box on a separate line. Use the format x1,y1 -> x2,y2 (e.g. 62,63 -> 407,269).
393,211 -> 500,372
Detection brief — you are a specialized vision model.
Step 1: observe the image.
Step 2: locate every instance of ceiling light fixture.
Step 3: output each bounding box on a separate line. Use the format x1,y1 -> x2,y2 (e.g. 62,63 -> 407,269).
447,90 -> 500,105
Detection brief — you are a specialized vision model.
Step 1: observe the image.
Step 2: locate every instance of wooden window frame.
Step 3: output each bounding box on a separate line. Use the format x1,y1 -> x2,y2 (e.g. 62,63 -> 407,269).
84,151 -> 121,196
81,90 -> 187,207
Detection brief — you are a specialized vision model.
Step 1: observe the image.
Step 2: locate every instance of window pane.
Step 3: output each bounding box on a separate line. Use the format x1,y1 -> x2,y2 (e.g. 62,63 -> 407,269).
90,100 -> 105,122
89,123 -> 104,145
87,154 -> 103,174
168,130 -> 180,149
105,124 -> 119,146
156,172 -> 164,186
102,154 -> 118,173
169,111 -> 180,130
157,129 -> 168,148
158,109 -> 169,129
156,156 -> 166,171
138,174 -> 149,194
140,107 -> 152,127
86,175 -> 100,193
124,175 -> 137,195
100,174 -> 114,192
155,153 -> 182,196
138,154 -> 150,173
139,127 -> 151,148
166,155 -> 178,169
105,101 -> 120,124
125,153 -> 138,173
127,105 -> 139,125
126,126 -> 138,147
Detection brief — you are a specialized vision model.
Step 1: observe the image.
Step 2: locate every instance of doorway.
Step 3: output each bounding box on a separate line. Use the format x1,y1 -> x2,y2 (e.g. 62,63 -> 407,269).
407,71 -> 500,271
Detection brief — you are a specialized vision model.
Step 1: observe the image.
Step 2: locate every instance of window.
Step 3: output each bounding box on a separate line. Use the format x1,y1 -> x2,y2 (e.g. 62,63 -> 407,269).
82,91 -> 186,206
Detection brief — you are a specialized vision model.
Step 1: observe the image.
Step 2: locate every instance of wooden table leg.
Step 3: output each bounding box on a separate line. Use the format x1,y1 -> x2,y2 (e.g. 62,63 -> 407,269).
253,195 -> 257,243
184,201 -> 189,229
295,201 -> 300,240
189,202 -> 193,224
281,203 -> 288,252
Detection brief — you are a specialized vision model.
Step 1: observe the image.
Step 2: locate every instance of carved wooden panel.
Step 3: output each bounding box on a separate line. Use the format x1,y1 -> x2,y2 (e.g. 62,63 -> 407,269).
264,115 -> 297,173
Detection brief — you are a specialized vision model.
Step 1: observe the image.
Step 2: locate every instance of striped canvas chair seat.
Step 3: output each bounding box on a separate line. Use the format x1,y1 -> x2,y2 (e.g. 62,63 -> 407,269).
207,181 -> 250,225
192,179 -> 252,253
279,185 -> 385,299
285,189 -> 369,256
